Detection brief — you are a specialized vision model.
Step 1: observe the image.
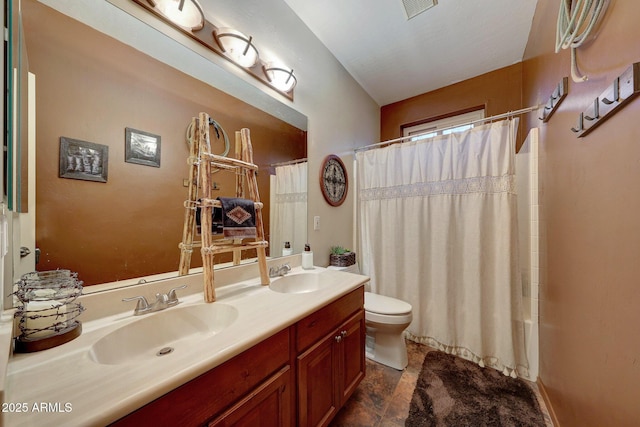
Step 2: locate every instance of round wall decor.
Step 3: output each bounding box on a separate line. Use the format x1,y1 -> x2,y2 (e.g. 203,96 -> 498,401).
320,154 -> 348,206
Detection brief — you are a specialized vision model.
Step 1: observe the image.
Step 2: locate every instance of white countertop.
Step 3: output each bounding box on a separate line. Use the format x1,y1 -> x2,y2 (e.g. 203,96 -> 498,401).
2,267 -> 367,427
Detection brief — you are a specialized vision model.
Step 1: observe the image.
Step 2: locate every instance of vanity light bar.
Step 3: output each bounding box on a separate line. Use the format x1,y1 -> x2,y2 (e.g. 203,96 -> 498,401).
133,0 -> 296,100
145,0 -> 205,31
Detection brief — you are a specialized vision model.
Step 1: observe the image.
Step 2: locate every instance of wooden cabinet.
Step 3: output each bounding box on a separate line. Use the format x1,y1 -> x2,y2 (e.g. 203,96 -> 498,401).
207,366 -> 292,427
111,286 -> 364,427
296,289 -> 366,427
298,327 -> 339,426
110,329 -> 292,427
336,311 -> 366,405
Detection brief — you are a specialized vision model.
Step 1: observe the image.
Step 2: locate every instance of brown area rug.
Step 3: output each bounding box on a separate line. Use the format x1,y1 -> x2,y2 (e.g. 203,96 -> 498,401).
406,351 -> 545,427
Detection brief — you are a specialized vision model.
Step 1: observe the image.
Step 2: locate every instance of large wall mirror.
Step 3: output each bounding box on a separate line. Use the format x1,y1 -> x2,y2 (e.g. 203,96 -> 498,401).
9,0 -> 308,297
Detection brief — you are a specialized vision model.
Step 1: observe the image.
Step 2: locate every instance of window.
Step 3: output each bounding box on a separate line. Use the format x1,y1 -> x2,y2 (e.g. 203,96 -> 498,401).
403,109 -> 485,141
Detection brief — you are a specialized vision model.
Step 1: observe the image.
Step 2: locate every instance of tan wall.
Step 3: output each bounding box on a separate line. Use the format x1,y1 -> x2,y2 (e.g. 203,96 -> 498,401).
522,1 -> 640,426
24,1 -> 306,285
380,63 -> 523,147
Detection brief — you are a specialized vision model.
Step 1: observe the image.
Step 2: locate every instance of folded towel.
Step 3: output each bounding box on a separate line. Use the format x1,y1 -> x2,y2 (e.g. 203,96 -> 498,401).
218,197 -> 257,239
195,199 -> 224,235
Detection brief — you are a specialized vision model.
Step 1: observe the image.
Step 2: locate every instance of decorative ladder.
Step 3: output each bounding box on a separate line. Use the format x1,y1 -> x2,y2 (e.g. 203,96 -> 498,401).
179,112 -> 270,302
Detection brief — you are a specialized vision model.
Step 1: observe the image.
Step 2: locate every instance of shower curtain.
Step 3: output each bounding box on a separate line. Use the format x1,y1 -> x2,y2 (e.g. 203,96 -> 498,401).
270,162 -> 308,256
356,120 -> 528,377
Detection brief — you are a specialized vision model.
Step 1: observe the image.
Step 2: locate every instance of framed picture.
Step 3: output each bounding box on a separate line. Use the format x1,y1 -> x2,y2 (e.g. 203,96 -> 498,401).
125,127 -> 161,167
59,137 -> 109,183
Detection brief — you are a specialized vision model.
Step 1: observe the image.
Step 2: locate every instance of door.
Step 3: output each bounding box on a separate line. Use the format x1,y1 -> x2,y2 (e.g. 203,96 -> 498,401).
336,310 -> 366,406
297,332 -> 338,427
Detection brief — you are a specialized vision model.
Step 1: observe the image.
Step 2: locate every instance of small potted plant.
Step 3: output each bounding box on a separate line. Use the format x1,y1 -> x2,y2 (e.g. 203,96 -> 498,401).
329,246 -> 356,267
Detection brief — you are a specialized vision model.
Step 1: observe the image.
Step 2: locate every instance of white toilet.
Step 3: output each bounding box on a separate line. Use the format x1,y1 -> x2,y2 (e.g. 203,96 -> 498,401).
327,265 -> 413,370
364,291 -> 413,370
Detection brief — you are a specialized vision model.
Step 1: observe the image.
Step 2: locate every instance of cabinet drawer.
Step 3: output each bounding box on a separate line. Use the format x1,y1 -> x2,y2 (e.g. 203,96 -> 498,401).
295,287 -> 364,353
111,328 -> 290,427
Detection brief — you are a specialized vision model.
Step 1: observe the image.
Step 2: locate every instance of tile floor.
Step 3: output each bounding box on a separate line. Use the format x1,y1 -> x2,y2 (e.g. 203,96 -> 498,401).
329,340 -> 553,427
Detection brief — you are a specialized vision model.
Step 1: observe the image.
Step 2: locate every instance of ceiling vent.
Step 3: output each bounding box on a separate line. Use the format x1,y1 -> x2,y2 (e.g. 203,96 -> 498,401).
401,0 -> 437,20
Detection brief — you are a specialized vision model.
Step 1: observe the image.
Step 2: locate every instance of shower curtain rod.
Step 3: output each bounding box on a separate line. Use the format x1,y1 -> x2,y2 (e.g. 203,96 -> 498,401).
354,104 -> 542,153
269,157 -> 308,167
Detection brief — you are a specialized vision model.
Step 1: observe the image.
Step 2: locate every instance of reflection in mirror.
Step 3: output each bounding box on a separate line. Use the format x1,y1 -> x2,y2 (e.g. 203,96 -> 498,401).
6,0 -> 30,213
16,0 -> 307,291
269,160 -> 308,257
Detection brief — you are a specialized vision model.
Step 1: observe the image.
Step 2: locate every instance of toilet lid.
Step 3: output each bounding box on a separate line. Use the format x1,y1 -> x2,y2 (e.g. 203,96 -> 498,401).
364,292 -> 412,315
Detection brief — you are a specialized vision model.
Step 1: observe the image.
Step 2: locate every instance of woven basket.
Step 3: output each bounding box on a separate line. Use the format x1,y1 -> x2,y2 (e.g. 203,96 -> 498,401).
329,252 -> 356,267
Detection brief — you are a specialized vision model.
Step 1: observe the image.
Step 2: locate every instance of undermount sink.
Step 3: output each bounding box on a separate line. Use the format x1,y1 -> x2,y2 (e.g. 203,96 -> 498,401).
89,303 -> 238,365
269,272 -> 325,294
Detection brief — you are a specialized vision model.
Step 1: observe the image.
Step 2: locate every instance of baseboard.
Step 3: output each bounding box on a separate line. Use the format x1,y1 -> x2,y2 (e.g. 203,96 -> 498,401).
537,379 -> 560,427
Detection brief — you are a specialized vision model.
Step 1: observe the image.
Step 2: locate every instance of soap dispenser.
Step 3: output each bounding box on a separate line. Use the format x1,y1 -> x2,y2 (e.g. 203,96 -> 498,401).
282,241 -> 293,256
302,243 -> 314,269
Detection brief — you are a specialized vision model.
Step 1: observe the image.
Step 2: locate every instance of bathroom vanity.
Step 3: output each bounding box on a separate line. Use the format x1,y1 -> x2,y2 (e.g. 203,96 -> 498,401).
113,286 -> 364,426
2,265 -> 367,427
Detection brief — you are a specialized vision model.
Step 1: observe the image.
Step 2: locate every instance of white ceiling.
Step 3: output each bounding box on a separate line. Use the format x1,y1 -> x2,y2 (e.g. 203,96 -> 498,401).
283,0 -> 539,106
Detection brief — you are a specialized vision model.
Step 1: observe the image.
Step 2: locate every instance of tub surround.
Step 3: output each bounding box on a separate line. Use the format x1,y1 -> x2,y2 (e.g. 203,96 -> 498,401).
516,128 -> 540,382
2,259 -> 368,426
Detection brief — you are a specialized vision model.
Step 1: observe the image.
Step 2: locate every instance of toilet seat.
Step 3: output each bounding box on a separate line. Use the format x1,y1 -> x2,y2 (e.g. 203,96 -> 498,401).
364,292 -> 412,315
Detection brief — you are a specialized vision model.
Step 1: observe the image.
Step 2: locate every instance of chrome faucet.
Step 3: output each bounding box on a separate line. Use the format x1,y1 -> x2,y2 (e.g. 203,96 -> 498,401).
122,285 -> 187,316
269,263 -> 292,278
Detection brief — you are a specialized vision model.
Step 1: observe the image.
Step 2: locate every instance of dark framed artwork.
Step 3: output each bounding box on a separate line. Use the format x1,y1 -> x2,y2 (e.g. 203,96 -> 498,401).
125,127 -> 161,167
59,137 -> 109,183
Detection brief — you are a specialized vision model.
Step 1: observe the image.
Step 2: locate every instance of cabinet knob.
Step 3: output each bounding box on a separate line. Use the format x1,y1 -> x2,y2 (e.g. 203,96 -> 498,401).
335,335 -> 342,343
341,330 -> 347,338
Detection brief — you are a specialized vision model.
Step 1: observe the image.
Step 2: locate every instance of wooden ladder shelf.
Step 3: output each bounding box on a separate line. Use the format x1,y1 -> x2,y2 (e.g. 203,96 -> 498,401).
179,112 -> 269,302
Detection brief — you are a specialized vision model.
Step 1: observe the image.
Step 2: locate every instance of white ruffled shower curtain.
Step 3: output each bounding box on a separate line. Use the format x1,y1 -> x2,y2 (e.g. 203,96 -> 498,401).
270,162 -> 308,256
356,120 -> 528,377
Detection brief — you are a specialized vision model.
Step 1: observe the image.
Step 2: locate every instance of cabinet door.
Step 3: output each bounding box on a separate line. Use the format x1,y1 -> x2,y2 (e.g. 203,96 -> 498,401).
336,310 -> 366,406
297,333 -> 338,427
208,366 -> 292,427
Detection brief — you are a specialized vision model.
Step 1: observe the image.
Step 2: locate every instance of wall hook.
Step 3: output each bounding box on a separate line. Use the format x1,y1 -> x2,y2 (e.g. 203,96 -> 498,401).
571,113 -> 584,133
540,77 -> 569,122
602,78 -> 619,105
584,99 -> 600,121
539,104 -> 552,120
